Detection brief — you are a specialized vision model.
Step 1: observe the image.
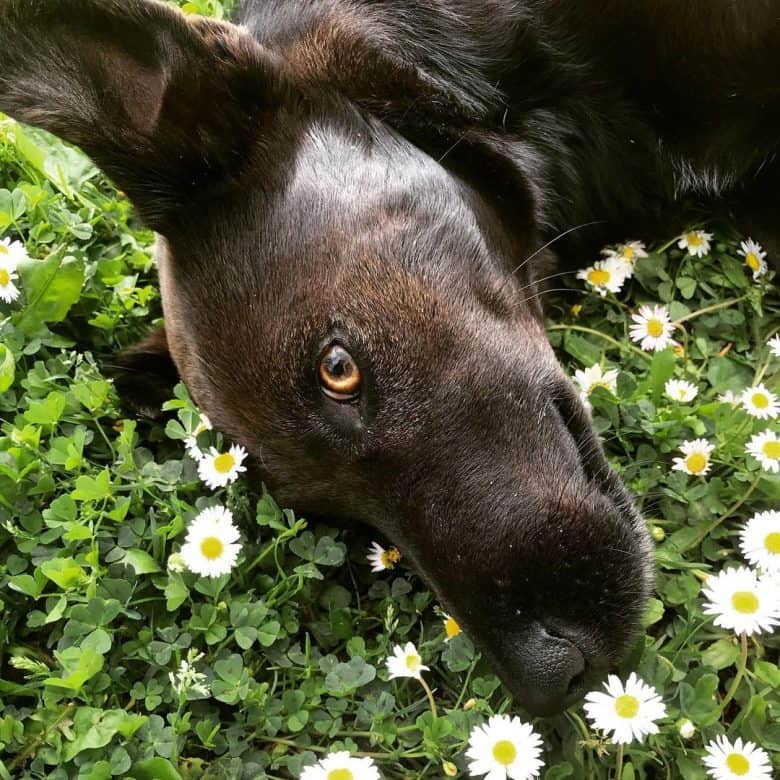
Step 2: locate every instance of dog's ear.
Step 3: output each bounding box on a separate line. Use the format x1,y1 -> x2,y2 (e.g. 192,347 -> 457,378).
0,0 -> 287,229
107,326 -> 179,419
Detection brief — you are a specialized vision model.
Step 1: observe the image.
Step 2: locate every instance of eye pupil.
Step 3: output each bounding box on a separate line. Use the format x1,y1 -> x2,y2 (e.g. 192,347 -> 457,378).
319,344 -> 361,400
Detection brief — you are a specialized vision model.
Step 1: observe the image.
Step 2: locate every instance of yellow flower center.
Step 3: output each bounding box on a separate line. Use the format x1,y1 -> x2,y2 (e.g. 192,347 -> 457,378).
0,268 -> 9,286
764,532 -> 780,554
379,548 -> 401,568
673,344 -> 685,358
685,452 -> 708,474
745,253 -> 760,272
587,269 -> 610,285
725,753 -> 750,776
589,380 -> 610,394
444,616 -> 461,639
492,740 -> 517,766
200,536 -> 224,561
750,392 -> 769,409
621,246 -> 635,260
762,440 -> 780,459
571,304 -> 582,317
614,694 -> 640,719
213,453 -> 235,474
646,319 -> 664,338
731,591 -> 759,614
405,653 -> 420,671
686,233 -> 702,247
327,770 -> 354,780
0,244 -> 7,254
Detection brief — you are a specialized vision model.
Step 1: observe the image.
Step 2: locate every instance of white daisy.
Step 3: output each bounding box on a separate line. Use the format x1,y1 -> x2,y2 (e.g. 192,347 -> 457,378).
601,240 -> 648,278
740,510 -> 780,573
746,430 -> 780,473
0,253 -> 20,303
180,505 -> 242,578
664,379 -> 698,403
741,384 -> 779,421
300,751 -> 381,780
185,413 -> 213,458
717,390 -> 740,406
572,364 -> 618,405
769,334 -> 780,358
672,439 -> 715,477
677,229 -> 713,258
701,566 -> 780,636
366,541 -> 401,572
738,238 -> 768,280
702,735 -> 773,780
197,444 -> 248,489
385,641 -> 429,680
629,304 -> 677,352
583,672 -> 666,745
465,713 -> 545,780
0,236 -> 29,265
678,720 -> 696,740
442,613 -> 461,641
576,258 -> 627,297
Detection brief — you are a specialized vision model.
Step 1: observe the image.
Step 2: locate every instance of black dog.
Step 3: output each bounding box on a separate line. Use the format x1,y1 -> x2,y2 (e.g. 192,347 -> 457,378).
0,0 -> 776,715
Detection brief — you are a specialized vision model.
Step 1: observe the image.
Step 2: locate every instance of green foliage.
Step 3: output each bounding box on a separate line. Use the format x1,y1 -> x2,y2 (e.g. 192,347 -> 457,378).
0,4 -> 778,777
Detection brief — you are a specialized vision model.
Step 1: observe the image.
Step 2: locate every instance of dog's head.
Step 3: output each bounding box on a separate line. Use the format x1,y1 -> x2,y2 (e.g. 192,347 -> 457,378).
0,0 -> 653,714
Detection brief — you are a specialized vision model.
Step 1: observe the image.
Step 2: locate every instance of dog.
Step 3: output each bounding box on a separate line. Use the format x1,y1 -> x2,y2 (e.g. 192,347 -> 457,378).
1,0 -> 777,716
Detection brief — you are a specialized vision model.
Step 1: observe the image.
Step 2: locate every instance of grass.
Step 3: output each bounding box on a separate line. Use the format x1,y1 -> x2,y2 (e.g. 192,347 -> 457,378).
0,4 -> 779,778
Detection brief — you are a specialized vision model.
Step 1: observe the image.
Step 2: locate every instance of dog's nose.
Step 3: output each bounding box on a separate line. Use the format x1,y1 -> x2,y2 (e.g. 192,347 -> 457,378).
511,623 -> 587,716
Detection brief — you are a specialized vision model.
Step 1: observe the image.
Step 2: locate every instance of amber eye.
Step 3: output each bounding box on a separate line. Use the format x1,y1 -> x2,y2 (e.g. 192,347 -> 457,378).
318,344 -> 361,401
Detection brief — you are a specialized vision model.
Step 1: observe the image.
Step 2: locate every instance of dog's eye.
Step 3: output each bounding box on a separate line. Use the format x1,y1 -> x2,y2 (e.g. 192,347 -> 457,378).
318,344 -> 361,401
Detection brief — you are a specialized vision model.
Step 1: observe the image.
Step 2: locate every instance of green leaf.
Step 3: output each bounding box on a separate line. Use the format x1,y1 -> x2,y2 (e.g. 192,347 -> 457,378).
39,557 -> 87,589
120,549 -> 161,575
16,252 -> 85,335
62,708 -> 145,761
72,469 -> 112,501
0,344 -> 14,392
45,648 -> 104,692
129,758 -> 183,780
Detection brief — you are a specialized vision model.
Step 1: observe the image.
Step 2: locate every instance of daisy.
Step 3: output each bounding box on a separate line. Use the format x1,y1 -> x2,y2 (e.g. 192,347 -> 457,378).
0,236 -> 29,265
465,714 -> 545,780
180,505 -> 242,578
576,258 -> 627,297
197,443 -> 247,489
184,413 -> 213,458
702,735 -> 773,780
746,430 -> 780,473
717,390 -> 740,406
0,249 -> 20,303
629,304 -> 677,352
602,240 -> 648,278
583,672 -> 666,745
678,720 -> 696,740
738,238 -> 768,280
366,541 -> 401,572
664,379 -> 698,403
672,439 -> 715,477
442,613 -> 461,641
572,364 -> 618,404
677,229 -> 713,258
701,566 -> 780,636
740,510 -> 780,573
741,384 -> 779,420
300,751 -> 381,780
385,641 -> 428,680
769,334 -> 780,358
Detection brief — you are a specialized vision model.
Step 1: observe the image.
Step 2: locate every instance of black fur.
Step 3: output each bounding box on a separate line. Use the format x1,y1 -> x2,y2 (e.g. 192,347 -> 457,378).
0,0 -> 776,714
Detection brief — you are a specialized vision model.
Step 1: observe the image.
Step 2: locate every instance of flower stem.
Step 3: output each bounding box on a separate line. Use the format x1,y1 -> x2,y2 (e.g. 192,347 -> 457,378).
614,743 -> 624,780
673,296 -> 745,325
719,632 -> 749,713
419,676 -> 438,720
680,476 -> 761,553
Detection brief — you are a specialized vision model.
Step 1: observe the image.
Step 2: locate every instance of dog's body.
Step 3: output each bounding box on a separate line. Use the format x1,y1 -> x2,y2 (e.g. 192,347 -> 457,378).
0,0 -> 777,715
